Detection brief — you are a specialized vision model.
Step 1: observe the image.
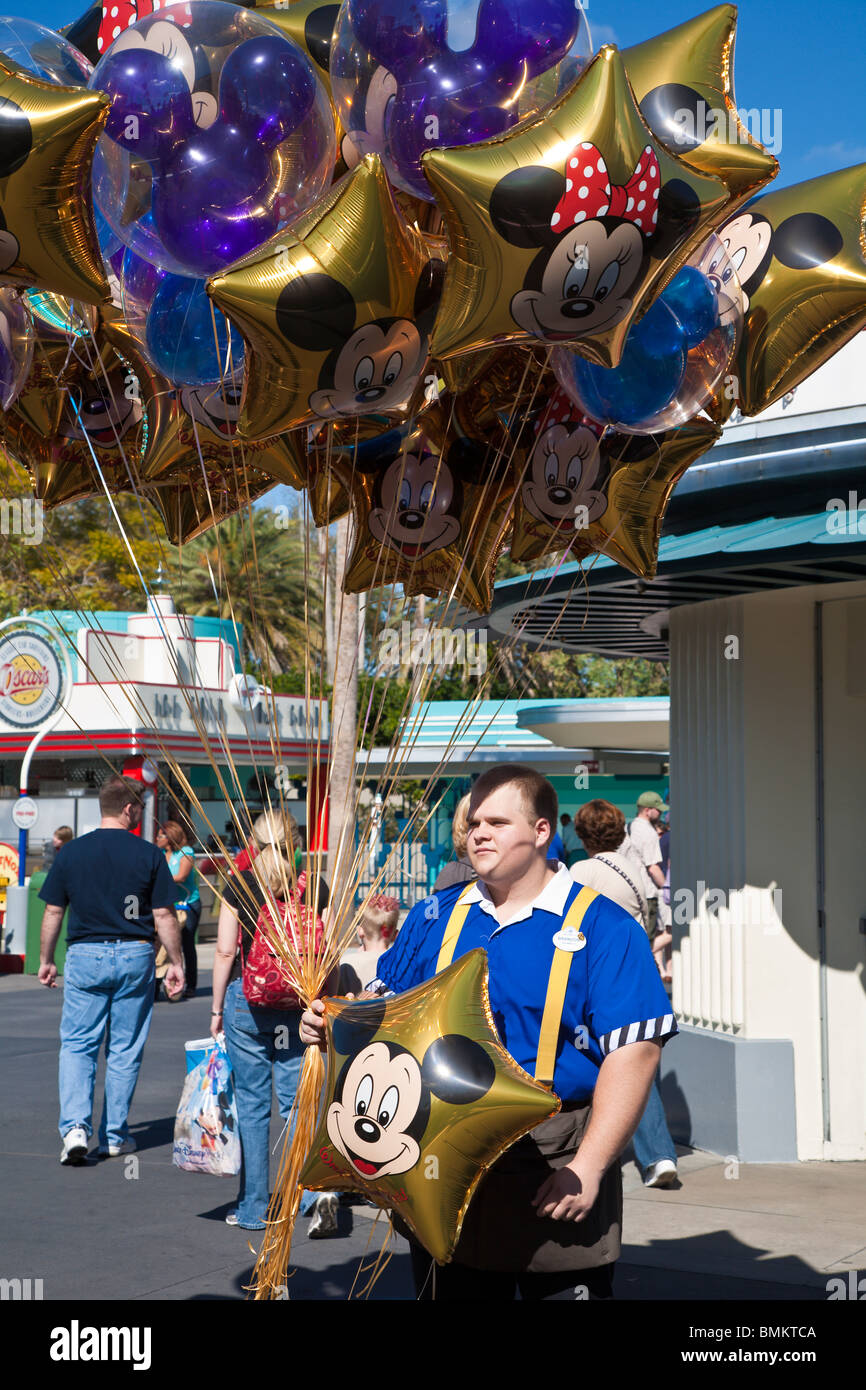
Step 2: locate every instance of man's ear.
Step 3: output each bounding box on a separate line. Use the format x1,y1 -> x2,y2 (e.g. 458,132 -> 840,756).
536,818 -> 552,848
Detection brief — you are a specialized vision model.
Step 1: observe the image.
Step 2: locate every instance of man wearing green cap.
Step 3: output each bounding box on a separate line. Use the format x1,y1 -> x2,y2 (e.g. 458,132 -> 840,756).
627,792 -> 670,979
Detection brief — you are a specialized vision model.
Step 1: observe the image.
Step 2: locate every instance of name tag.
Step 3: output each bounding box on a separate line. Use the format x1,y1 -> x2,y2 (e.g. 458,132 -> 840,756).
552,926 -> 586,952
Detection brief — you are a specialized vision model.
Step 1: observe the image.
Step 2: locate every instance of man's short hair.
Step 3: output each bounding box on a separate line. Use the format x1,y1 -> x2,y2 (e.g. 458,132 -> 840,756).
470,764 -> 558,842
560,813 -> 571,825
99,775 -> 145,818
53,825 -> 74,844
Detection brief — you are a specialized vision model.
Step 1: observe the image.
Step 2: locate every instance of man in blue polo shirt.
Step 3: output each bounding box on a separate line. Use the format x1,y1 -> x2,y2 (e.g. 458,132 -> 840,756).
302,762 -> 676,1300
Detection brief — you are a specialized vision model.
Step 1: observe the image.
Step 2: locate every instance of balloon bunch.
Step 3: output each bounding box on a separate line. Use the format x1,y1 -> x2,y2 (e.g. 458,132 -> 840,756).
1,1 -> 865,604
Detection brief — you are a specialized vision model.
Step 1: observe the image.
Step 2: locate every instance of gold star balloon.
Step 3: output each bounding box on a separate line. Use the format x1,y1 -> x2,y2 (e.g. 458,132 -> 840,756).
146,461 -> 276,545
711,164 -> 866,417
622,4 -> 779,204
0,57 -> 109,305
299,949 -> 559,1265
7,305 -> 149,508
208,155 -> 444,441
424,45 -> 731,369
510,386 -> 720,575
342,415 -> 515,611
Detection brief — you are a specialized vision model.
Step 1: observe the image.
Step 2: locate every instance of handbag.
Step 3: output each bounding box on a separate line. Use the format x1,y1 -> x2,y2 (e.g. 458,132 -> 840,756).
241,872 -> 323,1010
173,1039 -> 241,1176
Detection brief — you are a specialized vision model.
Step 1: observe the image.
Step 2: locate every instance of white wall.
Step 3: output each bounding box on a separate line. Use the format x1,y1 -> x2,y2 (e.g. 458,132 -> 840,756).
670,579 -> 866,1160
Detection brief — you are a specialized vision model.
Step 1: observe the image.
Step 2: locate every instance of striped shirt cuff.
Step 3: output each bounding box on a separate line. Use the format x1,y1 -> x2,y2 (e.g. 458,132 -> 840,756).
599,1014 -> 677,1056
366,978 -> 391,997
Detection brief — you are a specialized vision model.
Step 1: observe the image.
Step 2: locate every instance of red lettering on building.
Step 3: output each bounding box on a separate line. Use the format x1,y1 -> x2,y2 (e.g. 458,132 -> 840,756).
0,662 -> 50,699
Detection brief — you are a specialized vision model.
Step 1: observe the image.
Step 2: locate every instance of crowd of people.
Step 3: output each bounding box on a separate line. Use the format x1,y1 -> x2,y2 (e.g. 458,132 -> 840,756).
37,768 -> 680,1299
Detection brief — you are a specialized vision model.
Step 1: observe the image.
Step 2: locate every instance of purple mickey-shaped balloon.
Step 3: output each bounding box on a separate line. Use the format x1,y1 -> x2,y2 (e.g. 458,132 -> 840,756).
153,123 -> 277,276
341,0 -> 580,199
99,46 -> 196,163
219,34 -> 316,150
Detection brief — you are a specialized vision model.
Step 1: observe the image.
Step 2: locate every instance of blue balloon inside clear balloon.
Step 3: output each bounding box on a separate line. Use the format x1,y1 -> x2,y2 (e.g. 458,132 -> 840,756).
566,296 -> 688,430
145,275 -> 243,387
661,265 -> 718,349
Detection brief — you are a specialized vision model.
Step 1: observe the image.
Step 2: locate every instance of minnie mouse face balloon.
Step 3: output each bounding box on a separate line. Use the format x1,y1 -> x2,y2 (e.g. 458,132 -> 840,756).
510,386 -> 720,575
424,45 -> 731,369
90,1 -> 336,277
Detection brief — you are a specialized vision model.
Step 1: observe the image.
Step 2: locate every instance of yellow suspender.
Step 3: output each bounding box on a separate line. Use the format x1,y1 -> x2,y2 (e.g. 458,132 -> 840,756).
435,882 -> 476,972
535,886 -> 597,1087
434,881 -> 598,1087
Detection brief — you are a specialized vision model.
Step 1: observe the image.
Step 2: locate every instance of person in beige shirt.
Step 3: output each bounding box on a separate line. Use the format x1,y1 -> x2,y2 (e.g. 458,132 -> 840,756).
570,801 -> 649,931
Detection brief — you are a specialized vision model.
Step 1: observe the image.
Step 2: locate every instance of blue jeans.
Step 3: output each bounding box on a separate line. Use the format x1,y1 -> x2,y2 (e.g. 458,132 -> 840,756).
632,1074 -> 677,1172
222,978 -> 314,1228
59,940 -> 155,1148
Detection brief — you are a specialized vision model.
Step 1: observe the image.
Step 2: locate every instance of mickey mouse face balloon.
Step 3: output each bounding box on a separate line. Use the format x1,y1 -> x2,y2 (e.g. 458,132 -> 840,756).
342,420 -> 515,611
299,950 -> 558,1264
424,45 -> 731,369
712,165 -> 866,416
208,156 -> 444,441
329,0 -> 591,202
89,1 -> 336,278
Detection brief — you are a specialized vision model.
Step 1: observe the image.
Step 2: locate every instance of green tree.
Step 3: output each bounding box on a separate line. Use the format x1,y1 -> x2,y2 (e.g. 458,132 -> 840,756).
175,509 -> 322,676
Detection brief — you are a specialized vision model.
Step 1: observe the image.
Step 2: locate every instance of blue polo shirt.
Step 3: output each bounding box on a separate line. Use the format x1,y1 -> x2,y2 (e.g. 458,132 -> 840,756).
372,866 -> 677,1103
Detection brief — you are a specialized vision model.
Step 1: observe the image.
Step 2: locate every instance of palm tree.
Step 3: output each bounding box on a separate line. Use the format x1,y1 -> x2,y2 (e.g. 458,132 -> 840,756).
175,507 -> 322,677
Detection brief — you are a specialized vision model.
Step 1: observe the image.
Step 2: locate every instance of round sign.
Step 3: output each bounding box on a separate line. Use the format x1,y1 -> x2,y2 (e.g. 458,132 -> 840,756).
12,796 -> 38,830
0,623 -> 70,731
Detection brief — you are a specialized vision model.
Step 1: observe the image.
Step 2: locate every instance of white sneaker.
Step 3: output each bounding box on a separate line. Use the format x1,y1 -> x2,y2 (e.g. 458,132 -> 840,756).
643,1159 -> 678,1188
99,1137 -> 137,1158
308,1193 -> 339,1238
60,1127 -> 88,1165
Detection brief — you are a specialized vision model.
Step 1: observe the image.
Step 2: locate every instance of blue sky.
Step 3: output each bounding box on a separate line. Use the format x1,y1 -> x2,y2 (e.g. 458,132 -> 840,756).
17,0 -> 866,188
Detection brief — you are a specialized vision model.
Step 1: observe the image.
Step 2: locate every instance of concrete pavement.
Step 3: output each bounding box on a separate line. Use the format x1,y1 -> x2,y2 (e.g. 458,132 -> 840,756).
1,957 -> 863,1302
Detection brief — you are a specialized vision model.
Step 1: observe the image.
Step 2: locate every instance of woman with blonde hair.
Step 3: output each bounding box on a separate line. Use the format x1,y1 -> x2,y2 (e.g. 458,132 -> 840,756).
211,810 -> 329,1229
432,793 -> 476,892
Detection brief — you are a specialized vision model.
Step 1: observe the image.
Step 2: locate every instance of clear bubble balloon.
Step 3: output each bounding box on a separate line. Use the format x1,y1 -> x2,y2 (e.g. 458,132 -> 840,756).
0,15 -> 92,86
119,247 -> 243,387
0,287 -> 33,410
331,0 -> 593,200
89,1 -> 336,277
553,233 -> 744,433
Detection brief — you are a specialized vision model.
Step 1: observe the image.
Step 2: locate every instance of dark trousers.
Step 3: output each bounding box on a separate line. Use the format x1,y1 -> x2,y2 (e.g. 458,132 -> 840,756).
408,1240 -> 615,1301
180,900 -> 202,994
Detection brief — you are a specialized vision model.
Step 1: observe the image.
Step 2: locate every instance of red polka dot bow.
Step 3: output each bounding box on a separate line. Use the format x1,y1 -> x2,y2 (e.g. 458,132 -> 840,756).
98,1 -> 194,56
551,143 -> 661,235
536,387 -> 605,437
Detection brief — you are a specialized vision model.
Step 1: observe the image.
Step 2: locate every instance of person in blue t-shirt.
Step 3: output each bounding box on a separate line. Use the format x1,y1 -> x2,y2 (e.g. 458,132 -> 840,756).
38,775 -> 183,1167
301,763 -> 677,1301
